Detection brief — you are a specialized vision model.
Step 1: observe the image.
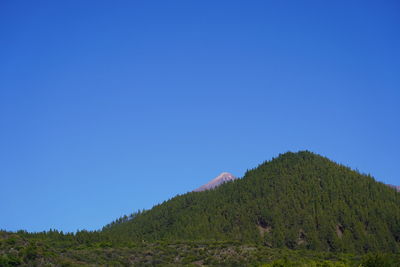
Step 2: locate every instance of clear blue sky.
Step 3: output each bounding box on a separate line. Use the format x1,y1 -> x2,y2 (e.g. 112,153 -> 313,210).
1,1 -> 399,233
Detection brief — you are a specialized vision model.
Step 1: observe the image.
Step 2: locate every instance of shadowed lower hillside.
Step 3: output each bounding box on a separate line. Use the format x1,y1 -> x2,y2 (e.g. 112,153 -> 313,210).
103,151 -> 400,253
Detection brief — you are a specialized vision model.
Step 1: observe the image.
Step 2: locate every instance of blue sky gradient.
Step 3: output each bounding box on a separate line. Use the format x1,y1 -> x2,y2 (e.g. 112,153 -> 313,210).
1,1 -> 399,232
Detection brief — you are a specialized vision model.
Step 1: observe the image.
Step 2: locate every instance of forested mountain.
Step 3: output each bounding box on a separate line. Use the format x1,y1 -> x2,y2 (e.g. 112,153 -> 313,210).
2,151 -> 400,266
103,151 -> 400,253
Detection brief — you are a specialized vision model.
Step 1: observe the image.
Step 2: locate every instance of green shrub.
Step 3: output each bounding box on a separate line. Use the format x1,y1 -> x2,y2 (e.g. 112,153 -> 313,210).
361,253 -> 398,267
0,255 -> 22,266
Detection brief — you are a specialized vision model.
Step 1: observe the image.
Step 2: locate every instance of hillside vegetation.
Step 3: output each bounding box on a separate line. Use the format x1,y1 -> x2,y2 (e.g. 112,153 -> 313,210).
104,151 -> 400,253
2,231 -> 399,266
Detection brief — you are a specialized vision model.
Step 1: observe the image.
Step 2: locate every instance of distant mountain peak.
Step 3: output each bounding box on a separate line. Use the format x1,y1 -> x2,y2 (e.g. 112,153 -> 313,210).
388,184 -> 400,192
194,172 -> 237,192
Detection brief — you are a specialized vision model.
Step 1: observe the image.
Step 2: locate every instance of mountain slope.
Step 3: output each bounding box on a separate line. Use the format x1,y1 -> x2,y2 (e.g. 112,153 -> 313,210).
103,151 -> 400,253
194,172 -> 237,192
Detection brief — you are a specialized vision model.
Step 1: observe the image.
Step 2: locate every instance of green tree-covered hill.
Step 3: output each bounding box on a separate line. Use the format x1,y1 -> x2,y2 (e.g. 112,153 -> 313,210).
103,151 -> 400,253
